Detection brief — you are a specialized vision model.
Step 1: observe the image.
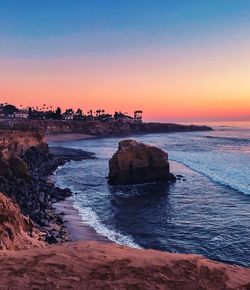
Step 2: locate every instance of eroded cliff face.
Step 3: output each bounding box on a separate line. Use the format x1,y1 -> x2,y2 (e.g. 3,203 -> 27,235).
0,120 -> 132,136
0,119 -> 212,138
0,192 -> 45,250
0,129 -> 46,180
0,128 -> 72,244
0,129 -> 45,157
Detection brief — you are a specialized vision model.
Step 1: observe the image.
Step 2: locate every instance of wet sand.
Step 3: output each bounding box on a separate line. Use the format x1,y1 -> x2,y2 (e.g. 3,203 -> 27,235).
45,133 -> 95,142
54,198 -> 109,243
49,134 -> 109,243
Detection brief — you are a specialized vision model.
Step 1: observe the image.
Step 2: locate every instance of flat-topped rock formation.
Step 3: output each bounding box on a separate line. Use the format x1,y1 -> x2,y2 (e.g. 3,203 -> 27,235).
0,192 -> 45,250
0,241 -> 249,290
108,140 -> 176,185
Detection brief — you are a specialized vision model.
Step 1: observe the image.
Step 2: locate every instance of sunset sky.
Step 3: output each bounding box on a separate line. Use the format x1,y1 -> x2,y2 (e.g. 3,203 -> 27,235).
1,0 -> 250,122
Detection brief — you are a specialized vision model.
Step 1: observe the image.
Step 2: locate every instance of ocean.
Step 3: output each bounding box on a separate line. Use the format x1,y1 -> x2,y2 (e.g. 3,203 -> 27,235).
51,121 -> 250,267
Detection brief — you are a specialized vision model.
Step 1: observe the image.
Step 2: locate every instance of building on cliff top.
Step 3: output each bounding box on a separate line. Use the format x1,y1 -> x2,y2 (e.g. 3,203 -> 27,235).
134,110 -> 143,123
14,110 -> 29,119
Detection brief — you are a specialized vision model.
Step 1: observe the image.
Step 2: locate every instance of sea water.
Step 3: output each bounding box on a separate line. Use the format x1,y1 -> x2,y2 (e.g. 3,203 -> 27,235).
51,121 -> 250,266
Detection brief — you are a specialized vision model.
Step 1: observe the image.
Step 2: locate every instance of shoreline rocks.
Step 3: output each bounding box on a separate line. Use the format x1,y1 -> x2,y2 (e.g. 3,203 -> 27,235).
108,140 -> 176,185
0,130 -> 96,245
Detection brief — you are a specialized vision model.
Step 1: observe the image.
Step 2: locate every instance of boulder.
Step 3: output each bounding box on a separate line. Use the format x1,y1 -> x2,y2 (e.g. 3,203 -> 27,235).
108,140 -> 176,185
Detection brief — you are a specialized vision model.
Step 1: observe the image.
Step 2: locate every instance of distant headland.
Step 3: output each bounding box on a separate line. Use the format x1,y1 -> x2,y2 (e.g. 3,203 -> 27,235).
0,103 -> 212,137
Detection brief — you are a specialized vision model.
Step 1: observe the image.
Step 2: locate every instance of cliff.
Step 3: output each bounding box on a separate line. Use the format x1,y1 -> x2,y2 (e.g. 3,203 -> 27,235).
0,120 -> 131,136
0,119 -> 212,137
0,129 -> 46,180
0,241 -> 249,289
0,130 -> 48,246
0,127 -> 96,244
0,129 -> 45,157
0,192 -> 45,250
133,122 -> 212,133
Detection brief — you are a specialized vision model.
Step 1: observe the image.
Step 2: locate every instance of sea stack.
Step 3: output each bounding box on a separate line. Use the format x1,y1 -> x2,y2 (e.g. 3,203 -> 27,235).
108,140 -> 176,185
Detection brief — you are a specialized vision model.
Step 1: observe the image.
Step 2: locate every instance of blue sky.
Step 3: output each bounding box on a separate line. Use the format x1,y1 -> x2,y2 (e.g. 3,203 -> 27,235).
1,1 -> 250,121
1,1 -> 250,36
1,0 -> 250,57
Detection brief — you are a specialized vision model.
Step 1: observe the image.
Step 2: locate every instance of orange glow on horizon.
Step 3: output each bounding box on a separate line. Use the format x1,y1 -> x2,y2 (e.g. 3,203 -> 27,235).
1,42 -> 250,122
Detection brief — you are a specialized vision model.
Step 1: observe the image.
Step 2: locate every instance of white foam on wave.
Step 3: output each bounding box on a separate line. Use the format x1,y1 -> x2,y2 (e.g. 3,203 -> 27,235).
53,165 -> 63,175
170,151 -> 250,195
72,201 -> 142,249
54,169 -> 142,248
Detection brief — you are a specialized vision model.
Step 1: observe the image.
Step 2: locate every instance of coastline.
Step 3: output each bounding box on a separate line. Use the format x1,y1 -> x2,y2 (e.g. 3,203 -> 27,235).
48,130 -> 250,267
48,133 -> 107,243
1,127 -> 214,247
1,124 -> 250,289
53,198 -> 109,243
45,133 -> 95,142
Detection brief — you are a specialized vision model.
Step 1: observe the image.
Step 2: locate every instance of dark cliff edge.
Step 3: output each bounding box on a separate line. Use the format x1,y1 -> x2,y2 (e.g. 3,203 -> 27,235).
0,119 -> 212,137
132,122 -> 212,133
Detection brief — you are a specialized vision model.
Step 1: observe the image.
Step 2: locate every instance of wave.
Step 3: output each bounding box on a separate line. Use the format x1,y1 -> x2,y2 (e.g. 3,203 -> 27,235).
169,152 -> 250,196
204,136 -> 250,143
53,165 -> 63,175
54,176 -> 142,248
72,201 -> 142,249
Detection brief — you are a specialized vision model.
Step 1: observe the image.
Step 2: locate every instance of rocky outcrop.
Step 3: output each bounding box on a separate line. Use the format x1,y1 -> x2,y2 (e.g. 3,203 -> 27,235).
0,129 -> 45,156
0,129 -> 46,180
0,192 -> 45,250
108,140 -> 176,185
133,122 -> 212,133
0,128 -> 96,245
0,241 -> 249,289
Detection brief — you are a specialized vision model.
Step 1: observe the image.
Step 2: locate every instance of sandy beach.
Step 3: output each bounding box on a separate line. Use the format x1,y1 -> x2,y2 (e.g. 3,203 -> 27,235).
45,133 -> 95,142
49,134 -> 109,243
54,198 -> 109,243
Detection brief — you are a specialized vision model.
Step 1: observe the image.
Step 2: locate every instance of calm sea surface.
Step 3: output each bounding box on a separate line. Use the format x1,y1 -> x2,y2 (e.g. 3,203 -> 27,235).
51,121 -> 250,266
